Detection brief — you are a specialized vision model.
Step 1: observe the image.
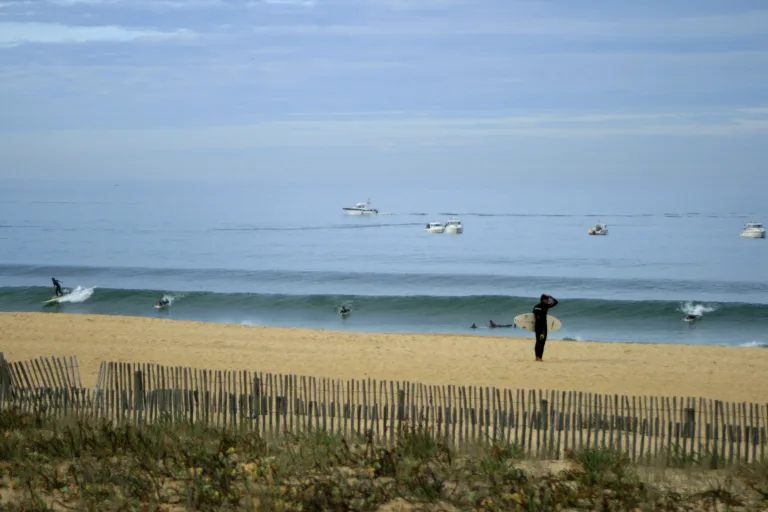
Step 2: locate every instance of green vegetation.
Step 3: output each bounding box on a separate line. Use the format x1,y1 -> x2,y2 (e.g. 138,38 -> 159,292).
0,407 -> 765,511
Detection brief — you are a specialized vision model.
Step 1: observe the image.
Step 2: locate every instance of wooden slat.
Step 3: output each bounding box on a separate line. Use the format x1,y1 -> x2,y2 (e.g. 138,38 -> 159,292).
2,356 -> 767,467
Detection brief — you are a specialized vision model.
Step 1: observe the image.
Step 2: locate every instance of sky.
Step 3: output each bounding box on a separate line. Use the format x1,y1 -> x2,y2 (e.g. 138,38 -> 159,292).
0,0 -> 767,187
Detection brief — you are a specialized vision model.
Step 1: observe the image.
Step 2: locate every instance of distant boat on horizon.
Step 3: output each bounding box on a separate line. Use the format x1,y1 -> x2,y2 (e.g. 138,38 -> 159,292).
343,199 -> 378,215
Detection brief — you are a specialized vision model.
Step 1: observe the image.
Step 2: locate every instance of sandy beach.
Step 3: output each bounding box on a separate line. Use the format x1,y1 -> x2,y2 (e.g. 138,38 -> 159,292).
1,312 -> 766,403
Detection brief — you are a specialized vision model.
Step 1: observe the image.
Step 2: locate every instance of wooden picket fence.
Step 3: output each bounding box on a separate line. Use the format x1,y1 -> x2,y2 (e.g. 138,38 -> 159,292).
0,354 -> 766,466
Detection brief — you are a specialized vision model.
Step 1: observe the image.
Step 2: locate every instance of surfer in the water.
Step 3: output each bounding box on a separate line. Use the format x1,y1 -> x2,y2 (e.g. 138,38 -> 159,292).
533,294 -> 559,362
339,305 -> 351,316
684,314 -> 700,323
51,277 -> 64,297
155,298 -> 170,308
471,321 -> 516,329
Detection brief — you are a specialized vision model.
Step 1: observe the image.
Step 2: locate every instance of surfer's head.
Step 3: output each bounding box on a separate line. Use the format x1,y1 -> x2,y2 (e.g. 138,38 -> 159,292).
540,294 -> 550,303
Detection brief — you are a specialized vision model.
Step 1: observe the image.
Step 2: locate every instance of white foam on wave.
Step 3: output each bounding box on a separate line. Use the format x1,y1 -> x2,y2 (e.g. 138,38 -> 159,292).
58,286 -> 95,303
562,335 -> 584,342
160,293 -> 184,305
739,341 -> 768,348
679,301 -> 716,317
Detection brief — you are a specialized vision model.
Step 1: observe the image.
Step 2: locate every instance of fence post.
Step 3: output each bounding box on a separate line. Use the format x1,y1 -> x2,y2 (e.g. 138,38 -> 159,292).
684,407 -> 695,439
0,353 -> 13,402
134,371 -> 144,423
253,377 -> 261,418
397,389 -> 405,423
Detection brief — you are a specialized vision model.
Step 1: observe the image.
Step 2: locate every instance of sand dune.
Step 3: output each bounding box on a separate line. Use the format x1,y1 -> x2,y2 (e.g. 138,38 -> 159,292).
1,312 -> 766,403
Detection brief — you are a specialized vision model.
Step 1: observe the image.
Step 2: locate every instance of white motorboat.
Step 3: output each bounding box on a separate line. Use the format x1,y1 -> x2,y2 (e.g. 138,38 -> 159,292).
425,221 -> 445,234
741,222 -> 766,239
444,217 -> 463,234
588,222 -> 608,236
343,200 -> 378,215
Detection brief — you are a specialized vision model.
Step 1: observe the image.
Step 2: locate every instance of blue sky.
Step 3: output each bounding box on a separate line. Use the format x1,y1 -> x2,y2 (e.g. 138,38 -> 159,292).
1,0 -> 767,186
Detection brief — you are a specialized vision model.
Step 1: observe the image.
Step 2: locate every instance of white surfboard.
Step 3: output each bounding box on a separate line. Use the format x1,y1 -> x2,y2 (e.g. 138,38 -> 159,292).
514,313 -> 562,333
42,296 -> 64,305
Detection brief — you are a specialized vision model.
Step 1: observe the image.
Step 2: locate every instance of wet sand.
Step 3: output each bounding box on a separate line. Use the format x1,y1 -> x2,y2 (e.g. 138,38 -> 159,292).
1,312 -> 766,402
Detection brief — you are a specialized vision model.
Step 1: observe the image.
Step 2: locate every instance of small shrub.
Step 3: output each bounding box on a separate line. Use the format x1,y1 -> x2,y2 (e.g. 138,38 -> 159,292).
0,409 -> 762,511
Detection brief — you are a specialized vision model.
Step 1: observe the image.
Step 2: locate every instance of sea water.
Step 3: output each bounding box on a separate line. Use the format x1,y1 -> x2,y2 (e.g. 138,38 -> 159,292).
1,179 -> 766,347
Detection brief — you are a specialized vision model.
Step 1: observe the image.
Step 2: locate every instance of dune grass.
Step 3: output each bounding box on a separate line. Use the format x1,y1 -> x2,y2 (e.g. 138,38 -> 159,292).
0,407 -> 765,511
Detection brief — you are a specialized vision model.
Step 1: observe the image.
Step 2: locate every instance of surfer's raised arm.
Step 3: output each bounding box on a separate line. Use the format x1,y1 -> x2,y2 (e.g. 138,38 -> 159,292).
547,296 -> 558,308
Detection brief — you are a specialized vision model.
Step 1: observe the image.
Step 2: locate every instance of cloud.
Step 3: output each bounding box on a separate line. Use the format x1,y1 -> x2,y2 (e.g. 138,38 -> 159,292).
739,107 -> 768,115
43,0 -> 310,8
49,0 -> 118,5
249,0 -> 315,6
247,9 -> 768,40
2,110 -> 766,159
514,10 -> 768,40
0,21 -> 195,46
367,0 -> 465,10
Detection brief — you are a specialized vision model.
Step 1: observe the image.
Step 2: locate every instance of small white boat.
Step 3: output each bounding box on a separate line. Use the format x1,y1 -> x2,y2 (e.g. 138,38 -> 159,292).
741,222 -> 766,239
343,200 -> 378,215
425,221 -> 445,234
588,222 -> 608,236
444,217 -> 463,234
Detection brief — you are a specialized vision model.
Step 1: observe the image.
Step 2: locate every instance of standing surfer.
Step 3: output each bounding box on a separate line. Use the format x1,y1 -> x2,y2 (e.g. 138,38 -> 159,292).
51,277 -> 64,297
532,294 -> 559,362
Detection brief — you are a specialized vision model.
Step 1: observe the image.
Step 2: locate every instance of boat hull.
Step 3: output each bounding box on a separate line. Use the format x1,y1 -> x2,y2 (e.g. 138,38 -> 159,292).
741,231 -> 766,239
445,226 -> 463,234
343,208 -> 378,215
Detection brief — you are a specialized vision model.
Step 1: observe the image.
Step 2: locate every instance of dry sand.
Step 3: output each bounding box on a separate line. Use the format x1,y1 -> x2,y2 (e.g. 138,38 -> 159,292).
1,312 -> 766,403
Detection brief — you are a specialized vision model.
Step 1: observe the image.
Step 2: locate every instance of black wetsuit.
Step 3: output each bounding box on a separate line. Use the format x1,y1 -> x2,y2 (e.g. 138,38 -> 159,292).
532,297 -> 559,359
52,278 -> 64,297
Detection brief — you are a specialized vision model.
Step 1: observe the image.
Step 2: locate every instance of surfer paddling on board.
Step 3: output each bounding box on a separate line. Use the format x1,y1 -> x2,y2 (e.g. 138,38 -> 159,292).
532,294 -> 559,362
51,277 -> 64,297
489,320 -> 515,328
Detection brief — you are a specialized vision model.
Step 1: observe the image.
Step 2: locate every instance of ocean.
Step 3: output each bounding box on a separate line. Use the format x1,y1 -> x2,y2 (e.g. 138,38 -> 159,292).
1,179 -> 766,347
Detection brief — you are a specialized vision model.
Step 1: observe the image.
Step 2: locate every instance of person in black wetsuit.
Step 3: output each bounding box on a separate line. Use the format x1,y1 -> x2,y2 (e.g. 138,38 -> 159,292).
532,293 -> 558,362
51,277 -> 64,297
